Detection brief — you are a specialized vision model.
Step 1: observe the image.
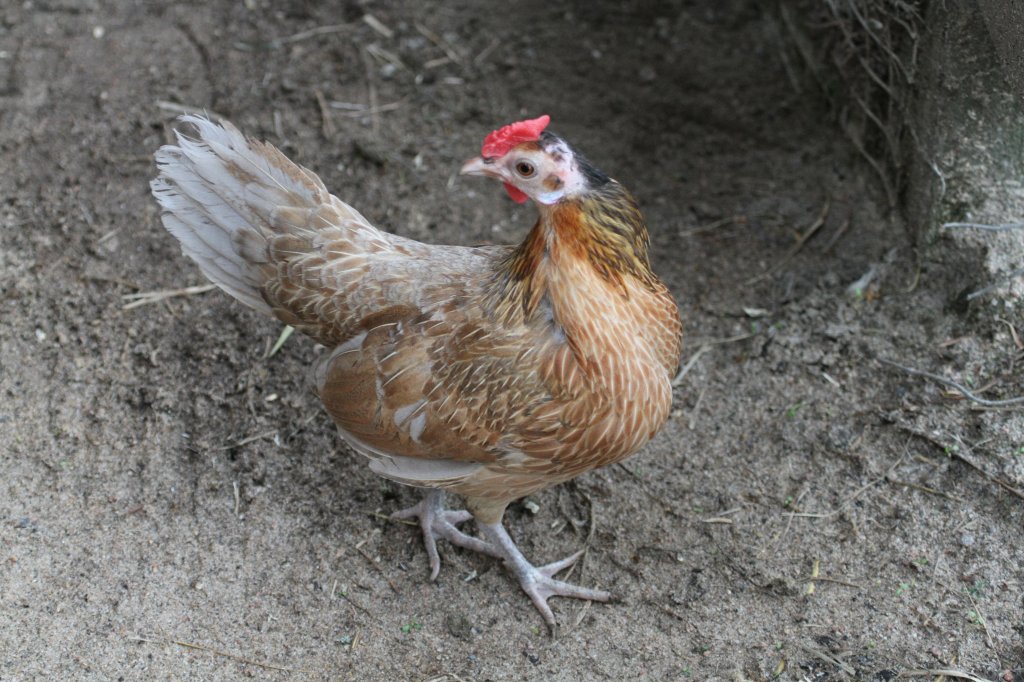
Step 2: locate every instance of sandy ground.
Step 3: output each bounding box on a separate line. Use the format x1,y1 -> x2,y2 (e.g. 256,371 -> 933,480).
2,1 -> 1023,680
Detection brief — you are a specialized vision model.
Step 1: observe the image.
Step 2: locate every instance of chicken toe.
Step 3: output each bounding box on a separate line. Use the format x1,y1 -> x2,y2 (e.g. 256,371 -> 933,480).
391,489 -> 499,580
479,521 -> 612,629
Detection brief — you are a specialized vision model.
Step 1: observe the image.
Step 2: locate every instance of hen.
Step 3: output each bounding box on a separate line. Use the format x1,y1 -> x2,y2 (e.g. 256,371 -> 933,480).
151,114 -> 682,628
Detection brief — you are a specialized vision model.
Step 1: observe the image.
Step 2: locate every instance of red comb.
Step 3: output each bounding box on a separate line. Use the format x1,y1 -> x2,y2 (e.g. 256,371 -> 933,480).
481,115 -> 551,158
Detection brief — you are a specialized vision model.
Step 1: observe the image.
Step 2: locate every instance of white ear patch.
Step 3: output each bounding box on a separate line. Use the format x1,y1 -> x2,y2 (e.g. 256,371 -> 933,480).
543,143 -> 587,203
535,188 -> 567,205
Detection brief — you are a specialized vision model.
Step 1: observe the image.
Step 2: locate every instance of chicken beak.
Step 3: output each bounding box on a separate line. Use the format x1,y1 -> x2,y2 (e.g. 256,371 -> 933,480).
460,156 -> 500,178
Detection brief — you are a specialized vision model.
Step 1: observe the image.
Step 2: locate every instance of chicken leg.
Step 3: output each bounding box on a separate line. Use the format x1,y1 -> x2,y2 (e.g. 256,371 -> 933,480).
391,489 -> 500,580
478,520 -> 612,629
396,491 -> 611,628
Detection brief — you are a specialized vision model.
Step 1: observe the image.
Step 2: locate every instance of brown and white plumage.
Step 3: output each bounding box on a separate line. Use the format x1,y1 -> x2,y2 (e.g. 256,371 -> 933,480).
151,115 -> 682,629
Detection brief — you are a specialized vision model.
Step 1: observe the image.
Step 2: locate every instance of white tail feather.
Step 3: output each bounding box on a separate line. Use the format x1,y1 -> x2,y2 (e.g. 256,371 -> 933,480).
150,115 -> 328,315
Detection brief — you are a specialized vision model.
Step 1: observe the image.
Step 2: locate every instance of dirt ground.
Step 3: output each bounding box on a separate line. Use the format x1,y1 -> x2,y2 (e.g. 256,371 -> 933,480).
2,1 -> 1023,680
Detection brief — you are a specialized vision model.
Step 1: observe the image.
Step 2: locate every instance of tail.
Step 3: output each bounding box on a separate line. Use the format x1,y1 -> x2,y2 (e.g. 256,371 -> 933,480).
150,115 -> 332,316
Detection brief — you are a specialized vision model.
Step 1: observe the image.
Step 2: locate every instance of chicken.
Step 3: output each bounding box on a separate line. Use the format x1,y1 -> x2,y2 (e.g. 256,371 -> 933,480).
150,114 -> 683,628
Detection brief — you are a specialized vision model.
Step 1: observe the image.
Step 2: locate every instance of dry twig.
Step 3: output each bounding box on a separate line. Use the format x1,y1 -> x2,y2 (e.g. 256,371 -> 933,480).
900,669 -> 994,682
747,198 -> 830,284
330,99 -> 406,118
900,427 -> 1024,502
273,23 -> 352,47
672,345 -> 708,387
359,48 -> 382,137
793,641 -> 855,676
962,587 -> 995,650
885,476 -> 962,502
822,217 -> 851,252
687,387 -> 706,431
783,458 -> 898,520
314,89 -> 335,138
474,37 -> 502,65
687,331 -> 760,347
942,222 -> 1024,232
214,429 -> 279,452
678,215 -> 743,237
879,357 -> 1024,407
122,284 -> 216,309
996,317 -> 1023,350
354,542 -> 402,594
415,22 -> 463,65
128,635 -> 311,673
362,13 -> 393,38
966,265 -> 1024,301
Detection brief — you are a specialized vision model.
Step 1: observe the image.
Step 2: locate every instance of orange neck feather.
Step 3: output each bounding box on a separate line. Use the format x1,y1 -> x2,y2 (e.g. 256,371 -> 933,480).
488,181 -> 658,325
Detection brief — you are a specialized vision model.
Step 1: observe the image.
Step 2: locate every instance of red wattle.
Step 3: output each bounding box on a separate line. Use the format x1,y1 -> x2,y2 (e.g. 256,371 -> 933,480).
503,183 -> 529,204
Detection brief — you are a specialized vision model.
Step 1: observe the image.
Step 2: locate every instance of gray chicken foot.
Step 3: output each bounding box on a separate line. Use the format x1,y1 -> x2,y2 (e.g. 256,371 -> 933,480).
391,489 -> 499,580
479,520 -> 612,630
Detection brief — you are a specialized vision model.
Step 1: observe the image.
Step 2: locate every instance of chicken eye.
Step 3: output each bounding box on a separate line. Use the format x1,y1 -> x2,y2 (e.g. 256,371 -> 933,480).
514,161 -> 535,178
